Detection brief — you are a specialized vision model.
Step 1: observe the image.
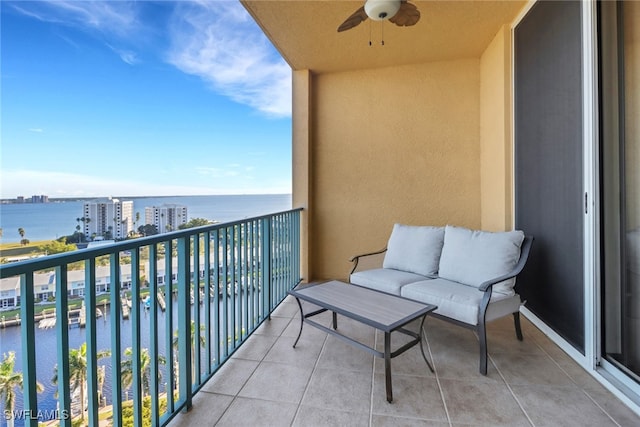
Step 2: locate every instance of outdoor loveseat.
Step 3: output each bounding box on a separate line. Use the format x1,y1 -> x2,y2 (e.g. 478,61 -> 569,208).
349,224 -> 533,375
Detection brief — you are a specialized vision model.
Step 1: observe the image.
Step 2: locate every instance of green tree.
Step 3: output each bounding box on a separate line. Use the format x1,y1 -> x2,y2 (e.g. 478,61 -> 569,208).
1,352 -> 44,427
138,224 -> 158,237
121,348 -> 166,401
51,343 -> 111,422
40,240 -> 76,255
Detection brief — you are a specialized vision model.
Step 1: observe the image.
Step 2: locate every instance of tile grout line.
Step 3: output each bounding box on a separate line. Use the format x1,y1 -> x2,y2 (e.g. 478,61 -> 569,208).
192,315 -> 289,425
581,389 -> 622,427
423,323 -> 453,427
489,346 -> 537,427
289,311 -> 330,426
532,335 -> 624,427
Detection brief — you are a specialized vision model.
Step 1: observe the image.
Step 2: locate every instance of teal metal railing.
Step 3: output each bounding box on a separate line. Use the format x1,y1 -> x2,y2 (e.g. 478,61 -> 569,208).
0,208 -> 302,426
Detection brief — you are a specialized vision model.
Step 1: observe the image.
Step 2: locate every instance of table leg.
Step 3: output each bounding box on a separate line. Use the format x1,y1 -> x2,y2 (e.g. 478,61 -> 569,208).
292,297 -> 304,348
384,332 -> 393,403
418,315 -> 434,373
332,312 -> 337,330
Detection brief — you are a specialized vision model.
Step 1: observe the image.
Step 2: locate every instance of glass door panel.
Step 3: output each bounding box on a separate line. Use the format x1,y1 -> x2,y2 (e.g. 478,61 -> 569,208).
599,0 -> 640,382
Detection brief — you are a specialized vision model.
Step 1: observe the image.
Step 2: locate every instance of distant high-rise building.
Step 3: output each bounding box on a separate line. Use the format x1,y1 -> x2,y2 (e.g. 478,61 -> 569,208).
31,195 -> 49,203
82,198 -> 134,240
145,204 -> 188,233
16,196 -> 25,203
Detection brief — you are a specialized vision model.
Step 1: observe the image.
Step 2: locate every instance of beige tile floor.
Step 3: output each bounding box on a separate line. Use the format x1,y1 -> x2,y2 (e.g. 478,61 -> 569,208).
169,296 -> 640,426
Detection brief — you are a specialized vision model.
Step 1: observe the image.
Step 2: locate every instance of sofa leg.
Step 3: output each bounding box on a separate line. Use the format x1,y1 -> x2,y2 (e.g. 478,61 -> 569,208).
513,312 -> 524,341
478,321 -> 488,375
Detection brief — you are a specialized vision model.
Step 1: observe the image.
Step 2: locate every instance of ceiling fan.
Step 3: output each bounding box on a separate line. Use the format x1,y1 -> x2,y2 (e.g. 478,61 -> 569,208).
337,0 -> 421,33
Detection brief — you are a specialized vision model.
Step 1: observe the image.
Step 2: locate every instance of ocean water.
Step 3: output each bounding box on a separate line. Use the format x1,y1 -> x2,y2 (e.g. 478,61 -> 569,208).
0,194 -> 292,244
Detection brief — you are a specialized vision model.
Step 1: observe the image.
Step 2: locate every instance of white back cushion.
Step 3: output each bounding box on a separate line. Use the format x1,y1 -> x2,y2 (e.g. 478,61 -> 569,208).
438,225 -> 524,294
383,224 -> 444,277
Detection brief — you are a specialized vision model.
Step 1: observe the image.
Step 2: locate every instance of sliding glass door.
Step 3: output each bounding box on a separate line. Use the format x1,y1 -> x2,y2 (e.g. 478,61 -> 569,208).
599,0 -> 640,383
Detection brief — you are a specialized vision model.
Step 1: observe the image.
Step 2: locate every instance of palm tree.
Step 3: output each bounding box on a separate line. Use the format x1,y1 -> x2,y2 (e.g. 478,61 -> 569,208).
172,321 -> 206,383
1,352 -> 44,427
51,343 -> 110,422
17,228 -> 27,246
120,348 -> 166,401
134,212 -> 140,232
97,365 -> 106,406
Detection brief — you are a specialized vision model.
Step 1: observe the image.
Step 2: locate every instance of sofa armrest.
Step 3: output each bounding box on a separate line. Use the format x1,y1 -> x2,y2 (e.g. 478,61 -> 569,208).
478,235 -> 534,292
349,248 -> 387,275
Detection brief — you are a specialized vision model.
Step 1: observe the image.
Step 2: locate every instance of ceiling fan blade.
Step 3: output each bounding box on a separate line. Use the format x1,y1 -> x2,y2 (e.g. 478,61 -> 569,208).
337,6 -> 368,32
389,1 -> 420,27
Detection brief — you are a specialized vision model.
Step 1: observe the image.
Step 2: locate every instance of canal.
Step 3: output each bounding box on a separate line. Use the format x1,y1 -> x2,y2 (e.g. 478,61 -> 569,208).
0,293 -> 248,425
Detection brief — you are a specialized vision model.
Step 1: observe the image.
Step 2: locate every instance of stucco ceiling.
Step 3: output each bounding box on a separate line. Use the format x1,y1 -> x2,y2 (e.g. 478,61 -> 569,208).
242,0 -> 527,73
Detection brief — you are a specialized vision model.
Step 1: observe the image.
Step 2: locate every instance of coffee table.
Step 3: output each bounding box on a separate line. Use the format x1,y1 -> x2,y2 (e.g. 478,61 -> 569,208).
288,280 -> 437,402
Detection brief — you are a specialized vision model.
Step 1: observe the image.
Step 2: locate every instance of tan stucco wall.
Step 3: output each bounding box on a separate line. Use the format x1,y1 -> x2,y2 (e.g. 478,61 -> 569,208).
480,25 -> 513,231
306,60 -> 481,280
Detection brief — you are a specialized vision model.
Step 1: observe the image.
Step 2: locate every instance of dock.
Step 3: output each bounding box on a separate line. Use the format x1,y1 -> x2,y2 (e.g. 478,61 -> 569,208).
79,304 -> 86,327
157,292 -> 166,311
121,296 -> 130,319
38,317 -> 56,329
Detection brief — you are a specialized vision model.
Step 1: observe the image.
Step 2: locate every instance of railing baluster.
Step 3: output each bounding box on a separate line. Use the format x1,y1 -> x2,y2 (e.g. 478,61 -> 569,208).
177,236 -> 192,410
19,273 -> 38,427
164,240 -> 174,414
109,253 -> 122,427
261,217 -> 272,318
213,230 -> 220,369
85,258 -> 99,427
149,244 -> 160,426
204,232 -> 212,375
221,228 -> 228,358
130,248 -> 142,426
193,234 -> 201,385
230,226 -> 237,347
55,265 -> 71,427
248,221 -> 255,329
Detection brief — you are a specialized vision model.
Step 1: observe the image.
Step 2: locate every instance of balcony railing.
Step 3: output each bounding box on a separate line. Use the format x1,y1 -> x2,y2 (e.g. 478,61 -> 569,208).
0,208 -> 302,426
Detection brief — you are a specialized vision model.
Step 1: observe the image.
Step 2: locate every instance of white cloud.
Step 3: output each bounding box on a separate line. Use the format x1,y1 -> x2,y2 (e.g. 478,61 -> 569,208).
166,1 -> 292,118
106,43 -> 139,65
10,1 -> 142,66
9,1 -> 291,117
28,128 -> 44,133
11,1 -> 139,36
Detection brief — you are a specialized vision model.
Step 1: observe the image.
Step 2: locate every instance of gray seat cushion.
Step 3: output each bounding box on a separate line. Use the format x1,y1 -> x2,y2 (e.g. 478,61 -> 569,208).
382,224 -> 444,277
350,268 -> 427,295
400,278 -> 521,325
438,225 -> 524,295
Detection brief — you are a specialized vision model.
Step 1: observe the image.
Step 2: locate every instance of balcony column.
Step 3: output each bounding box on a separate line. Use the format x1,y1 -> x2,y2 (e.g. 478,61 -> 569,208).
293,69 -> 312,280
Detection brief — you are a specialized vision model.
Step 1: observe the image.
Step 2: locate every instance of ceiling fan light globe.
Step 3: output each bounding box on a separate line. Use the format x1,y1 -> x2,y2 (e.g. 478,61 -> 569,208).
364,0 -> 401,21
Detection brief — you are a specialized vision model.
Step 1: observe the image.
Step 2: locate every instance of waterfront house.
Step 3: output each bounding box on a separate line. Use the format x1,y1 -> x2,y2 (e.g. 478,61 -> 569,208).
0,265 -> 133,308
0,276 -> 19,309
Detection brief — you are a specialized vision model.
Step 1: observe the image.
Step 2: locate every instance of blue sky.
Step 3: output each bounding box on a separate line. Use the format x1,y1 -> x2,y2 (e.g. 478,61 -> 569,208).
0,0 -> 292,199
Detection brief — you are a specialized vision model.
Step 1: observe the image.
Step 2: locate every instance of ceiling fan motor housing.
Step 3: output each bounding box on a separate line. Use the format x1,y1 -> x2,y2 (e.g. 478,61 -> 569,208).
364,0 -> 401,21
